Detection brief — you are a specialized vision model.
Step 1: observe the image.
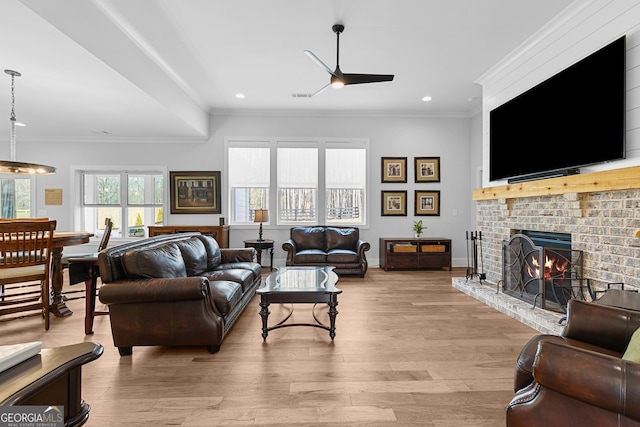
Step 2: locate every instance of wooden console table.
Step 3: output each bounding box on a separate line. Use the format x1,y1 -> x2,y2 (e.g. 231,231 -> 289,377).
148,225 -> 229,248
379,237 -> 452,271
0,342 -> 103,427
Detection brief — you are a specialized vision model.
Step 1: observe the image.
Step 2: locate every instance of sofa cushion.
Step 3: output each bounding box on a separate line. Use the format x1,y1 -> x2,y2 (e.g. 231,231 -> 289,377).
294,250 -> 327,264
122,243 -> 187,279
326,249 -> 359,264
208,280 -> 242,316
175,237 -> 208,276
292,227 -> 325,251
205,268 -> 254,292
196,234 -> 222,269
214,262 -> 262,281
325,227 -> 358,251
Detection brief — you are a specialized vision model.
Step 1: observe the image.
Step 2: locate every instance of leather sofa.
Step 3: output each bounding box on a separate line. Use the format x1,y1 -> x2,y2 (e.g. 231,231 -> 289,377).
508,299 -> 640,426
97,232 -> 261,356
282,226 -> 370,277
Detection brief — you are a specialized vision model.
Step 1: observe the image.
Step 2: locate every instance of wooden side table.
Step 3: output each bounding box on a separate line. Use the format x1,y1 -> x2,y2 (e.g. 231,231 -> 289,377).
244,239 -> 274,270
0,342 -> 103,426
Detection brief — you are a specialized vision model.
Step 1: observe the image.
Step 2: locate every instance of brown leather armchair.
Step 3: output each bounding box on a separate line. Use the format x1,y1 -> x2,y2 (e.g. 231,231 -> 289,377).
508,299 -> 640,426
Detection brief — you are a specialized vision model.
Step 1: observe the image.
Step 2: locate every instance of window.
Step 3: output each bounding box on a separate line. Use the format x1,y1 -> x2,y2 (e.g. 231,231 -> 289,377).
81,171 -> 163,238
227,138 -> 368,225
228,144 -> 270,223
0,177 -> 32,218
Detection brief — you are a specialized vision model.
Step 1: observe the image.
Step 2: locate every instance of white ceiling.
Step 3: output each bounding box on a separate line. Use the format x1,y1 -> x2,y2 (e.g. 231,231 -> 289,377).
0,0 -> 574,141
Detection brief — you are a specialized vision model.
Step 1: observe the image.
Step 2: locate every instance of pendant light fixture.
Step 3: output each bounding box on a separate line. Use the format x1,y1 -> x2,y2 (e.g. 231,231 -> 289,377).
1,69 -> 56,175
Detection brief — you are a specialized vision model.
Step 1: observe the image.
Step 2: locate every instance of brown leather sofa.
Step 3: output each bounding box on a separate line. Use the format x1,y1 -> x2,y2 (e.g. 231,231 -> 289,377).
282,226 -> 370,277
98,232 -> 261,356
508,299 -> 640,426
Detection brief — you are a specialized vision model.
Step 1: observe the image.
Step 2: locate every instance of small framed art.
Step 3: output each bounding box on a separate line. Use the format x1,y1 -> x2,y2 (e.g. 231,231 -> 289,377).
170,171 -> 221,214
415,190 -> 440,216
381,157 -> 407,183
381,191 -> 407,216
414,157 -> 441,183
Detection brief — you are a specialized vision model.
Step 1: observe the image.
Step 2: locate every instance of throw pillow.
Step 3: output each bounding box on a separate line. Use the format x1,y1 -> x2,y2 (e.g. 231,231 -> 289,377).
622,327 -> 640,363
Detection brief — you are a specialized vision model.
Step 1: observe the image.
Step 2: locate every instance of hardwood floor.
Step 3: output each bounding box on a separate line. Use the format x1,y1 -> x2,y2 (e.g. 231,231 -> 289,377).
1,267 -> 538,426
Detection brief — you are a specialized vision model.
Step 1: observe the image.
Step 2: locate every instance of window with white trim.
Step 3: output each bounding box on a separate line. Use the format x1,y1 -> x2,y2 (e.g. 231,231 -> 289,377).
0,177 -> 32,218
227,138 -> 367,226
80,171 -> 163,238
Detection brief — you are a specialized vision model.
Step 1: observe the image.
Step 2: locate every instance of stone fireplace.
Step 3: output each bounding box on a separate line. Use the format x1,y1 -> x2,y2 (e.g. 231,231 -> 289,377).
453,167 -> 640,333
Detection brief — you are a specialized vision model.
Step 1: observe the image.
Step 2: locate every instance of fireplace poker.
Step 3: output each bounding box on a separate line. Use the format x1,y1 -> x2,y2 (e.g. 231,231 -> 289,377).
478,231 -> 486,283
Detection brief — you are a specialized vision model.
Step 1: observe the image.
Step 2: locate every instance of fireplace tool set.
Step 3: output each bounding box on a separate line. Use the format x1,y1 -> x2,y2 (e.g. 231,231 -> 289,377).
466,231 -> 486,283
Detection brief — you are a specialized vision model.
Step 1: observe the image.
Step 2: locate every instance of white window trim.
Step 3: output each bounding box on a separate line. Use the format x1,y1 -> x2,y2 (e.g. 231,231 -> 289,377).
225,137 -> 370,227
70,164 -> 167,236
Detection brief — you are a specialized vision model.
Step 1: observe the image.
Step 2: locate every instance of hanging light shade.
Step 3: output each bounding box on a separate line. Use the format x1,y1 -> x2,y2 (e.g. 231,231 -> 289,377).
1,69 -> 56,175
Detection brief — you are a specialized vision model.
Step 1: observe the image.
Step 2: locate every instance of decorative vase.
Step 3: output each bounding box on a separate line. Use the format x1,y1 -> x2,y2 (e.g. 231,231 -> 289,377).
414,232 -> 422,239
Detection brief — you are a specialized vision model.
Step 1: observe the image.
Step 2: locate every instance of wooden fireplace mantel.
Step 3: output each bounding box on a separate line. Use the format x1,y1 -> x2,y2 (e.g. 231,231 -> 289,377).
473,165 -> 640,201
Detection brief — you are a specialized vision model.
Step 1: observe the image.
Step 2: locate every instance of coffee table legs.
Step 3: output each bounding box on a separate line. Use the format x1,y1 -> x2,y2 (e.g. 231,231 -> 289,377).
258,297 -> 339,341
259,300 -> 271,341
328,296 -> 339,340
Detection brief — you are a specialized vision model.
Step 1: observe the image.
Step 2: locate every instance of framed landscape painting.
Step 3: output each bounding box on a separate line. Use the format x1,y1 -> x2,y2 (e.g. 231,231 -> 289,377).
170,171 -> 221,214
381,157 -> 407,183
381,191 -> 407,216
415,190 -> 440,216
414,157 -> 441,183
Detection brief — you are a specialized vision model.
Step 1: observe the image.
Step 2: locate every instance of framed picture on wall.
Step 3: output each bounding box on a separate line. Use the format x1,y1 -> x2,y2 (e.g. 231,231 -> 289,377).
170,171 -> 221,214
414,157 -> 441,182
381,157 -> 407,183
415,190 -> 440,216
381,191 -> 407,216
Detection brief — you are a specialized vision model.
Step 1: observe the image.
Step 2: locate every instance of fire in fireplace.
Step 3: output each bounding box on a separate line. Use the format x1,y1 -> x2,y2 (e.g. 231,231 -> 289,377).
501,231 -> 583,313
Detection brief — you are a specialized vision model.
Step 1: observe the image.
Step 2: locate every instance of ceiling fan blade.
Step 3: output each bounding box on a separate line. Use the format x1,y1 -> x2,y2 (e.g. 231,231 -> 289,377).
342,73 -> 395,86
304,50 -> 336,76
311,83 -> 331,97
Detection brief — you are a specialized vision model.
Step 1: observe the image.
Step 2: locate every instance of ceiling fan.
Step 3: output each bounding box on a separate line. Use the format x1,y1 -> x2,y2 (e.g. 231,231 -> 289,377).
300,24 -> 394,97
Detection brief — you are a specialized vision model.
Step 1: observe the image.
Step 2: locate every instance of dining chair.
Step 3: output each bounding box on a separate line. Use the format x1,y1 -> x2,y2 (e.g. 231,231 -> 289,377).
0,219 -> 56,330
63,218 -> 113,334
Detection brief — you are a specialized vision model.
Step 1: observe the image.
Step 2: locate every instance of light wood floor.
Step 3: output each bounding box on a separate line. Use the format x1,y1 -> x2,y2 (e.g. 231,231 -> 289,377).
1,267 -> 538,426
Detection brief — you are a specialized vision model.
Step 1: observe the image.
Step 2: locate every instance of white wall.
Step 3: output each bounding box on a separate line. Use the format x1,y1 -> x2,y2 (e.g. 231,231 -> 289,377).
477,0 -> 640,187
21,112 -> 476,267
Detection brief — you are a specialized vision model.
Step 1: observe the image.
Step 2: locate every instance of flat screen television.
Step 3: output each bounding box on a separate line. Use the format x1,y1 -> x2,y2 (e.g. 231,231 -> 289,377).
489,35 -> 626,183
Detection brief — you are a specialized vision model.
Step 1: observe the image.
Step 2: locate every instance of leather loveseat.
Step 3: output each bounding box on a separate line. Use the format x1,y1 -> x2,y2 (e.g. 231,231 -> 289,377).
97,232 -> 261,356
282,226 -> 370,277
507,298 -> 640,426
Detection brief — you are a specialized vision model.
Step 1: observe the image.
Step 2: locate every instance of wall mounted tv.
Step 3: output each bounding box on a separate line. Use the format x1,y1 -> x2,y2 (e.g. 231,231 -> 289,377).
489,35 -> 626,183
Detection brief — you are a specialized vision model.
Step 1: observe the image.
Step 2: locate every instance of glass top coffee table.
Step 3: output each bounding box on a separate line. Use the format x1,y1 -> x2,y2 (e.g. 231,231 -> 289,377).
256,266 -> 341,340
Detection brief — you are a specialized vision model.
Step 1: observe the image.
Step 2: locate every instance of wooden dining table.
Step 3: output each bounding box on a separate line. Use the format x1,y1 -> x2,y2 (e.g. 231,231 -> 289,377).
49,231 -> 94,317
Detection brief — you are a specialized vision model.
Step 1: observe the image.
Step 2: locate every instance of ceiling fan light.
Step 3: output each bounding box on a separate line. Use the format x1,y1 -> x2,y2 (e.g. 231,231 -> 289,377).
330,75 -> 344,89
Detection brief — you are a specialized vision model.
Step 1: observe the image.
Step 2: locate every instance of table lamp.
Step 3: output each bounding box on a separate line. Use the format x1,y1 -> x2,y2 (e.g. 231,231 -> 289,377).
254,209 -> 268,241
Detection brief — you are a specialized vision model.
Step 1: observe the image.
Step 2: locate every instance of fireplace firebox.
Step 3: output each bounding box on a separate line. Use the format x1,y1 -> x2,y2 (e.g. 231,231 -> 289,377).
501,231 -> 583,313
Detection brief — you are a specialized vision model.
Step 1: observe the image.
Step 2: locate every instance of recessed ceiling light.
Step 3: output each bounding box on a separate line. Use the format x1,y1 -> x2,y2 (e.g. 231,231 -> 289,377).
235,93 -> 245,99
421,96 -> 432,102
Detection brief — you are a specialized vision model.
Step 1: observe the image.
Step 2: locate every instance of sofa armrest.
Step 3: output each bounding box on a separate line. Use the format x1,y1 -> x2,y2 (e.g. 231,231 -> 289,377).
563,299 -> 640,353
282,240 -> 297,264
282,240 -> 296,253
356,240 -> 370,256
530,339 -> 640,421
99,276 -> 210,305
220,247 -> 255,263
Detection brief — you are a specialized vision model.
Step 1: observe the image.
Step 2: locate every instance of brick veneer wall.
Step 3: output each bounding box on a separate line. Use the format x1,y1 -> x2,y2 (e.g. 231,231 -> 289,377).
476,189 -> 640,291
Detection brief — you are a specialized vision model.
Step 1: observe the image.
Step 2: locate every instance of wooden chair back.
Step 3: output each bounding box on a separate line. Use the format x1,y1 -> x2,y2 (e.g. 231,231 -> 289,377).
0,219 -> 56,330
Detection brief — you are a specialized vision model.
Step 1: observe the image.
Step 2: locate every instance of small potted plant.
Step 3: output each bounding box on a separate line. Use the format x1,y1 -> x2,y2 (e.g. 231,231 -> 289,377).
413,220 -> 424,238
